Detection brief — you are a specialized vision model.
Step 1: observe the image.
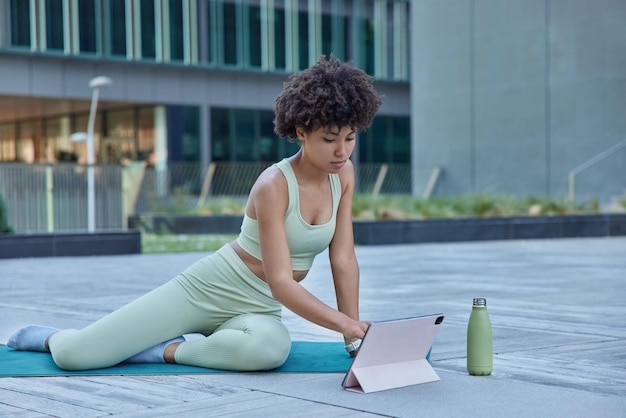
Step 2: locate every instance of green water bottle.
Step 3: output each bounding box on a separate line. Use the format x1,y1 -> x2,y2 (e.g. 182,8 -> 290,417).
467,297 -> 493,375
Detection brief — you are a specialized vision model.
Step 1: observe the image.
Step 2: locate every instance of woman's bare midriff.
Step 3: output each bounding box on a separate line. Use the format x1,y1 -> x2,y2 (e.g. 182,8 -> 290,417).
229,241 -> 309,283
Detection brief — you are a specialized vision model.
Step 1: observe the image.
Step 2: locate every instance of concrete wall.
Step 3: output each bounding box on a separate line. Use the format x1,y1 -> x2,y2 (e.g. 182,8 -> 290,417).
411,0 -> 626,203
0,54 -> 409,113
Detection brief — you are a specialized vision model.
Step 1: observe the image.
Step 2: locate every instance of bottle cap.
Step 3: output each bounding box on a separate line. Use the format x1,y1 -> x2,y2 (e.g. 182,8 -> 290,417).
473,297 -> 487,307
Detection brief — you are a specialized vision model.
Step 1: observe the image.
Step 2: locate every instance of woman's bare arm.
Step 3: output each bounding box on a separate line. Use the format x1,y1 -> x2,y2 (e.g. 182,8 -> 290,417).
328,160 -> 362,343
252,167 -> 367,341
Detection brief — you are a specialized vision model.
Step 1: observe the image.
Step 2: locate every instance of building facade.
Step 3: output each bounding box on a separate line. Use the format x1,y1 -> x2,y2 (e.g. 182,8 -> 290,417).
0,0 -> 411,172
1,0 -> 624,204
410,1 -> 626,203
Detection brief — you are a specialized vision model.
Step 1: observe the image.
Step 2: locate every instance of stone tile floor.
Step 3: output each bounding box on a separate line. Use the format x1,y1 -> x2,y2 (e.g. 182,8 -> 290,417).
1,237 -> 625,417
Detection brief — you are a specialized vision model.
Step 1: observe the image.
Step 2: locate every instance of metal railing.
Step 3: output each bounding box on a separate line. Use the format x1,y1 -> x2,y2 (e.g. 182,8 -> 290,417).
0,163 -> 125,233
568,139 -> 626,202
0,161 -> 430,233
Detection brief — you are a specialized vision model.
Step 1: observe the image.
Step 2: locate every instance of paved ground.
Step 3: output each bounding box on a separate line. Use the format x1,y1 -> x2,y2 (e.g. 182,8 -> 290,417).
1,237 -> 625,417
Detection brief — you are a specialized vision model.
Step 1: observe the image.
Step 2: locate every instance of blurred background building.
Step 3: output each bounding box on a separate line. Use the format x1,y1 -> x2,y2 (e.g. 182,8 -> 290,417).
0,0 -> 411,167
0,0 -> 624,232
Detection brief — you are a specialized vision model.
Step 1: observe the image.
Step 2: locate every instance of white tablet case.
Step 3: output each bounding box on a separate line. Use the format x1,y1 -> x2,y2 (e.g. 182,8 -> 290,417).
341,314 -> 444,393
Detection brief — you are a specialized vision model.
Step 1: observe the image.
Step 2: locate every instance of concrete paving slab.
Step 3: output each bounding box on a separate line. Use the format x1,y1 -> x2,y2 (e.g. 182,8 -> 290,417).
205,370 -> 626,418
1,237 -> 625,417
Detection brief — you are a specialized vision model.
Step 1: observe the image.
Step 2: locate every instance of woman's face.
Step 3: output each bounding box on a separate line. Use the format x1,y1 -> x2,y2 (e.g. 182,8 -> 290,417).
297,125 -> 356,172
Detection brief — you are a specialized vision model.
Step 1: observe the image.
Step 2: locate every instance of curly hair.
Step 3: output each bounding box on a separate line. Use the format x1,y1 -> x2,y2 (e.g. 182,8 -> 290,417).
273,56 -> 382,140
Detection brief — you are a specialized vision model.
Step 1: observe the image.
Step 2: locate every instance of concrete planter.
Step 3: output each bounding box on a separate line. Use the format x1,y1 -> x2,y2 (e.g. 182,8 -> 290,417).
128,213 -> 626,245
0,230 -> 141,259
128,214 -> 243,235
353,214 -> 626,245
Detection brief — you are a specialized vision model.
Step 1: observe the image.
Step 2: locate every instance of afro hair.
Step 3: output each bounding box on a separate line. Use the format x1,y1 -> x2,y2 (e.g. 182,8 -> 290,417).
273,55 -> 383,141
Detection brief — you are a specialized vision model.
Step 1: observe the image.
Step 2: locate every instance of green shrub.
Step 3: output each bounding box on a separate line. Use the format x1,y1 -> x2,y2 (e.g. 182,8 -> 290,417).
351,193 -> 598,220
0,192 -> 13,233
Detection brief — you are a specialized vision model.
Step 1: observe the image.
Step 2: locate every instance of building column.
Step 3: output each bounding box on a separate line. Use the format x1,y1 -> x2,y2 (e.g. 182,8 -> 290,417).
409,1 -> 419,197
154,105 -> 168,198
200,103 -> 211,166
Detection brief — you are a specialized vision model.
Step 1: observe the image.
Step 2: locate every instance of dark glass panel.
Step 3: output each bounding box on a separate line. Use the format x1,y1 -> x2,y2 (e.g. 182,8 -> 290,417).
297,11 -> 308,70
169,0 -> 184,61
360,116 -> 387,164
140,0 -> 156,58
321,13 -> 332,57
361,18 -> 375,76
211,108 -> 231,161
234,110 -> 256,161
46,0 -> 64,50
274,8 -> 286,69
10,0 -> 31,47
109,0 -> 126,56
390,117 -> 410,163
206,0 -> 214,63
248,5 -> 262,67
259,110 -> 278,162
223,3 -> 237,65
78,0 -> 96,53
182,107 -> 200,162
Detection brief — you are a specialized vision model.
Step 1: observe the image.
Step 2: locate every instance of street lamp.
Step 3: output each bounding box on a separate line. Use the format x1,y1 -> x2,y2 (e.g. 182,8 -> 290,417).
71,76 -> 113,232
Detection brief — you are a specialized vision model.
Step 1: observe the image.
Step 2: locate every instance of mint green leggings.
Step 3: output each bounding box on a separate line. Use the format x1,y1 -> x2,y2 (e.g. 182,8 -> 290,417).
48,245 -> 291,371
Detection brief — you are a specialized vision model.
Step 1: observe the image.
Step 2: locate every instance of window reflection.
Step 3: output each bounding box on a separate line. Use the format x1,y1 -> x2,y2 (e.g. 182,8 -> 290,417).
46,0 -> 64,50
108,0 -> 127,56
169,0 -> 184,61
3,0 -> 409,80
140,0 -> 157,59
10,0 -> 30,47
78,0 -> 97,53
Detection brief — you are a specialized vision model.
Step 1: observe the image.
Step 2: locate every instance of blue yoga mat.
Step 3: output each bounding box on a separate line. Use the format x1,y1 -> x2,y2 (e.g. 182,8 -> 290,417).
0,342 -> 352,377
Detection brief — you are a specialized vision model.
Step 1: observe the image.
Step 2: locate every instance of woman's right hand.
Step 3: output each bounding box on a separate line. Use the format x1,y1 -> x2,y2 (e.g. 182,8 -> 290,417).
343,319 -> 370,343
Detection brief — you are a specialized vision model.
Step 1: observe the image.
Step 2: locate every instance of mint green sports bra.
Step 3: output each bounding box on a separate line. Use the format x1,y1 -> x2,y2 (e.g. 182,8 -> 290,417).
236,158 -> 342,270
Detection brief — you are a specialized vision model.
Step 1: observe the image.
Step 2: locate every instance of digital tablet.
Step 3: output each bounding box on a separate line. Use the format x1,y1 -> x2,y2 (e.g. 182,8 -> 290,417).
341,313 -> 445,393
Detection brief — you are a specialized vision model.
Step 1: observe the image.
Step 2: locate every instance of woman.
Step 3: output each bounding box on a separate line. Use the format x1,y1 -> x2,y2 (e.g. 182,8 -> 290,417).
7,56 -> 382,371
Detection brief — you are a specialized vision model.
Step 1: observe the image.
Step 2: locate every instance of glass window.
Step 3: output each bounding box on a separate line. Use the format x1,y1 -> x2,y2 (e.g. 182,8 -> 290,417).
140,0 -> 156,59
222,2 -> 237,65
137,107 -> 155,161
211,108 -> 231,161
46,117 -> 74,163
321,13 -> 332,57
319,13 -> 348,61
204,0 -> 216,64
274,7 -> 286,69
359,117 -> 385,164
10,0 -> 31,47
297,10 -> 308,70
72,113 -> 89,163
391,1 -> 409,80
360,17 -> 375,76
77,0 -> 97,53
70,112 -> 104,164
182,107 -> 200,162
338,15 -> 349,61
247,4 -> 262,68
359,116 -> 410,164
0,124 -> 17,162
320,0 -> 348,61
46,0 -> 64,50
104,109 -> 136,164
322,14 -> 333,56
282,139 -> 299,159
211,107 -> 298,163
390,117 -> 410,163
169,0 -> 184,61
258,110 -> 278,162
108,0 -> 127,56
16,121 -> 42,164
234,109 -> 256,161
